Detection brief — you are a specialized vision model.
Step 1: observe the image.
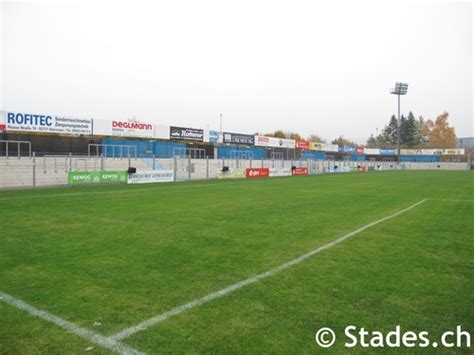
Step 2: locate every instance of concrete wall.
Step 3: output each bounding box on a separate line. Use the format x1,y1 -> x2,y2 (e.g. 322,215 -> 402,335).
0,156 -> 469,190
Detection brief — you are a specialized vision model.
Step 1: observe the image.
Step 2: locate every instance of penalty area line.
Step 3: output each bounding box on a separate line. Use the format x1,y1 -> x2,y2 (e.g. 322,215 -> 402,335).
110,199 -> 427,341
0,291 -> 143,355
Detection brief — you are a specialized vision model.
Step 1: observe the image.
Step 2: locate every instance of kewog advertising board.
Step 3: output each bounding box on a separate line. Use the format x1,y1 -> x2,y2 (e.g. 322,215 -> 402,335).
170,126 -> 204,141
68,171 -> 127,185
128,170 -> 174,184
4,110 -> 92,136
223,132 -> 255,145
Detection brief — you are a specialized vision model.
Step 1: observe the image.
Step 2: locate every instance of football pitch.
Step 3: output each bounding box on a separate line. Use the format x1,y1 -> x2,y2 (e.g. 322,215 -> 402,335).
1,171 -> 473,354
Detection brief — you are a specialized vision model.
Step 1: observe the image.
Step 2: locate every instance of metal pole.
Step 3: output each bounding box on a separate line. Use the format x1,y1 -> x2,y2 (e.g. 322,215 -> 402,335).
17,141 -> 20,159
397,94 -> 401,163
32,152 -> 36,188
206,156 -> 209,180
188,155 -> 191,180
173,156 -> 177,182
153,154 -> 156,170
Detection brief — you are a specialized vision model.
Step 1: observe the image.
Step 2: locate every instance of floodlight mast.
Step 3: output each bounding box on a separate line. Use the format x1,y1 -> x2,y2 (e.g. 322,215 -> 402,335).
390,82 -> 408,163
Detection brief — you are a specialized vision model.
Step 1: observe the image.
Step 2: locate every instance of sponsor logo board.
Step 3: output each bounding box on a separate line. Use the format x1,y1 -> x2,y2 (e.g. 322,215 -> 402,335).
296,140 -> 310,149
254,135 -> 295,148
170,126 -> 204,141
223,132 -> 255,145
269,168 -> 292,177
217,168 -> 246,179
245,168 -> 270,178
5,110 -> 92,136
292,167 -> 308,175
128,170 -> 174,184
68,171 -> 127,185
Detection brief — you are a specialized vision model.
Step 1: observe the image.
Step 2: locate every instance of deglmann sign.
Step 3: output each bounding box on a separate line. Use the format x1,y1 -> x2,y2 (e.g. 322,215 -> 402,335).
170,126 -> 204,141
4,110 -> 93,136
93,118 -> 157,138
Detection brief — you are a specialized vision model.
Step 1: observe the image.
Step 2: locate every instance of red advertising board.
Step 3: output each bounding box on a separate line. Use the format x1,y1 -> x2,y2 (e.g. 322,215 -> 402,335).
296,140 -> 310,149
356,146 -> 365,154
245,168 -> 270,178
292,167 -> 308,176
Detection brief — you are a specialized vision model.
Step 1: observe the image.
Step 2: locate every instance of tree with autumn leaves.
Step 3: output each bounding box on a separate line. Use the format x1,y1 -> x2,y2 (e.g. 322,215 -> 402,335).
368,111 -> 456,149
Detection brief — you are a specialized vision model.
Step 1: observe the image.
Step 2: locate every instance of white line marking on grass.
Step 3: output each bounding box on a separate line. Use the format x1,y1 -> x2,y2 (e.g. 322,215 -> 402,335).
429,199 -> 474,203
0,291 -> 143,355
110,199 -> 427,341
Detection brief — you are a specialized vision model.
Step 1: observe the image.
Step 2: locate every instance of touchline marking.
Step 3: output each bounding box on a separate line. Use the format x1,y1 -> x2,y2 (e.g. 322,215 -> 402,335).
110,199 -> 427,341
429,199 -> 474,203
0,291 -> 143,355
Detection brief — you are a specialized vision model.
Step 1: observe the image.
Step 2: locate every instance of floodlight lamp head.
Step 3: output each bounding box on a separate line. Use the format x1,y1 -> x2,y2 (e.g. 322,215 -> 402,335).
390,82 -> 408,95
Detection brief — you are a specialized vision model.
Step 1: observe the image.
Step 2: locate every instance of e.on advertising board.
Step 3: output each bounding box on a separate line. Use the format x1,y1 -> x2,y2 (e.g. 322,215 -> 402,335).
245,168 -> 270,178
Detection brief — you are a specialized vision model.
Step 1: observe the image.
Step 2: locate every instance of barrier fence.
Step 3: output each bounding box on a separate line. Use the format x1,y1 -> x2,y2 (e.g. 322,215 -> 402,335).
0,154 -> 470,189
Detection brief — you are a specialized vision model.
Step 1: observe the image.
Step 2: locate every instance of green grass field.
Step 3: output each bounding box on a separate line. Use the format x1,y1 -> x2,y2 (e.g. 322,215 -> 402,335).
1,171 -> 473,354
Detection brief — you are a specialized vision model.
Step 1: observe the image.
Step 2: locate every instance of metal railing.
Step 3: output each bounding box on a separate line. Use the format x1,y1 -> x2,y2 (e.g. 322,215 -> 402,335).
88,144 -> 137,159
0,140 -> 32,158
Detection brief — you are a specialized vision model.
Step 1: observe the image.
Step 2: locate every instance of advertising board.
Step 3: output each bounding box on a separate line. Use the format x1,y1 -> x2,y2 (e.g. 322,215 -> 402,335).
292,167 -> 308,175
5,110 -> 92,136
127,170 -> 174,184
217,169 -> 246,179
223,132 -> 255,145
170,126 -> 204,141
93,118 -> 159,139
309,143 -> 339,152
380,148 -> 396,155
0,111 -> 6,130
254,136 -> 295,149
269,168 -> 292,177
68,171 -> 127,185
209,130 -> 221,143
245,168 -> 270,178
365,148 -> 380,155
295,140 -> 310,149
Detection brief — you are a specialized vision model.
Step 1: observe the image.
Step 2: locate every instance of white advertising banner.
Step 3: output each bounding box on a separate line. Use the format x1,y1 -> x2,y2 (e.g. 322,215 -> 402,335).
310,143 -> 339,152
401,149 -> 442,155
269,168 -> 292,177
128,170 -> 174,184
94,118 -> 155,138
5,110 -> 92,135
365,148 -> 381,155
442,148 -> 465,155
254,135 -> 296,148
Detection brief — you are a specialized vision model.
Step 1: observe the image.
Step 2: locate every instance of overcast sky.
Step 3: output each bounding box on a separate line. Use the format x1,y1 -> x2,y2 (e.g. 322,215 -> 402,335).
1,0 -> 472,143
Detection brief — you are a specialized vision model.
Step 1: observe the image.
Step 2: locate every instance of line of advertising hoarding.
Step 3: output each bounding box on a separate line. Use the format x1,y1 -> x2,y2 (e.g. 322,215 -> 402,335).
0,111 -> 465,156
